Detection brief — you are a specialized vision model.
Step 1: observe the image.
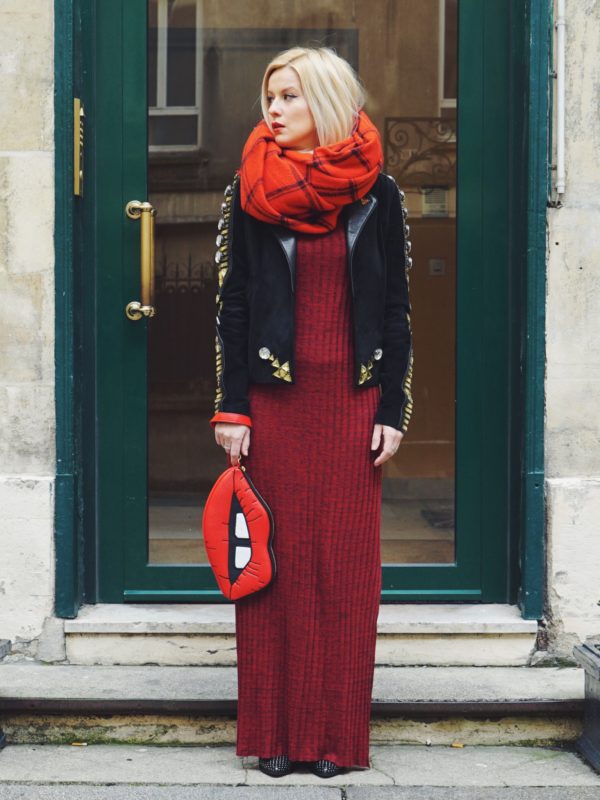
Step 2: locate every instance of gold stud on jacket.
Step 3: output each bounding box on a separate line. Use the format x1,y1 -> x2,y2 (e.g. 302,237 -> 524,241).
213,176 -> 238,413
398,186 -> 414,433
259,346 -> 292,382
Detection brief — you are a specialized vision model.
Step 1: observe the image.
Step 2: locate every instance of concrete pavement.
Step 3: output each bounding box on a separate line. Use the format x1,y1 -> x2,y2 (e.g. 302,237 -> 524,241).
0,743 -> 599,798
1,790 -> 600,800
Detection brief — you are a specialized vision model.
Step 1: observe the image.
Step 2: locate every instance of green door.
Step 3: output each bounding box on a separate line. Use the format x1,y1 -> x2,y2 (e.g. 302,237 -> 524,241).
91,0 -> 521,603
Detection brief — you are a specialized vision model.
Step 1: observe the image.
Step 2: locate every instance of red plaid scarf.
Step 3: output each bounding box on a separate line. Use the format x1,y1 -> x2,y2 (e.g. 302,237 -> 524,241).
238,109 -> 383,234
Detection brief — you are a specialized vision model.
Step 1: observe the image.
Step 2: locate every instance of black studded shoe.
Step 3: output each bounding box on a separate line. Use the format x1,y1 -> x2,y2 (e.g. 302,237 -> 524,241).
258,754 -> 294,777
311,758 -> 341,778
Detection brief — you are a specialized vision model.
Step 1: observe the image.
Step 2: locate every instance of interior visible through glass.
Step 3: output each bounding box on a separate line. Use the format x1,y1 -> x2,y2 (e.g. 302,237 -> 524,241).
147,0 -> 457,565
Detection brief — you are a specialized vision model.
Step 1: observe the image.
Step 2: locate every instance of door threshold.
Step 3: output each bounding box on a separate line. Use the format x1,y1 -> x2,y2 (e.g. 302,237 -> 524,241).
62,603 -> 539,667
64,603 -> 537,635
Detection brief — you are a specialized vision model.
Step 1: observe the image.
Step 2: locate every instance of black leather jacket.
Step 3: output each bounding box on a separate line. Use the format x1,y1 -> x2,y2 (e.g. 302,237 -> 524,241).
211,170 -> 414,432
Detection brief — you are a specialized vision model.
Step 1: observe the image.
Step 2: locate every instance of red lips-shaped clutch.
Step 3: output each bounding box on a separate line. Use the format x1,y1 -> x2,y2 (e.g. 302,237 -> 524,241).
201,464 -> 276,600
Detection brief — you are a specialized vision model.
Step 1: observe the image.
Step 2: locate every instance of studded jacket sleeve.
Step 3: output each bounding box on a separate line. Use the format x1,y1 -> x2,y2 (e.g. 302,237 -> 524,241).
210,173 -> 253,429
373,176 -> 414,434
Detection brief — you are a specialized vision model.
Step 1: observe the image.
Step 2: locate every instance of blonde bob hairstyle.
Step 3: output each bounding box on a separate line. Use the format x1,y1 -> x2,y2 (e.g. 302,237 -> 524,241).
260,46 -> 366,147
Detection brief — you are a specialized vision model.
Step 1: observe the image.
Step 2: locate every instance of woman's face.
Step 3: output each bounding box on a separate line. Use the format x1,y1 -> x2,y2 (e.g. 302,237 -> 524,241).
266,66 -> 319,151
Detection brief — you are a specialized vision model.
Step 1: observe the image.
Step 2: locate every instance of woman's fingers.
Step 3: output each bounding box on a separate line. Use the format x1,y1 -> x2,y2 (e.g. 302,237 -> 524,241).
229,440 -> 242,466
241,427 -> 251,456
371,423 -> 382,451
372,425 -> 404,467
214,422 -> 250,463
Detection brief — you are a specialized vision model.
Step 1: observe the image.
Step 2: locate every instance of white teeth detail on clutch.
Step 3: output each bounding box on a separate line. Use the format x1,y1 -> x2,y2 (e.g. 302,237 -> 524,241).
235,546 -> 252,569
234,512 -> 251,568
235,512 -> 250,539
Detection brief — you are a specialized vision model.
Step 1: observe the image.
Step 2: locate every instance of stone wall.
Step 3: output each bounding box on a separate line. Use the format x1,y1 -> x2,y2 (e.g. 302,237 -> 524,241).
0,1 -> 56,655
545,0 -> 600,657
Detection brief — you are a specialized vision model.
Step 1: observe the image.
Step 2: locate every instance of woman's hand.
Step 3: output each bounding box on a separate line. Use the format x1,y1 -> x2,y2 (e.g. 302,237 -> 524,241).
371,423 -> 404,467
214,422 -> 251,466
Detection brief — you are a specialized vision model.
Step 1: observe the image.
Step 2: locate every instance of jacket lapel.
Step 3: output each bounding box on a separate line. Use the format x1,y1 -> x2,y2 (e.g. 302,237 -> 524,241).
344,194 -> 378,296
271,227 -> 297,292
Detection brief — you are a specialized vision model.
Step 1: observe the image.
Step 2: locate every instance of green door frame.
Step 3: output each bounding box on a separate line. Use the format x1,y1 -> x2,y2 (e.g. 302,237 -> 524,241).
54,0 -> 550,617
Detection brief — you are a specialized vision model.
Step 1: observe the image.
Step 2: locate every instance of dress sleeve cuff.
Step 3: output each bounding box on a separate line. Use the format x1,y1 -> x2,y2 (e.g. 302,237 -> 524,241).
210,412 -> 253,428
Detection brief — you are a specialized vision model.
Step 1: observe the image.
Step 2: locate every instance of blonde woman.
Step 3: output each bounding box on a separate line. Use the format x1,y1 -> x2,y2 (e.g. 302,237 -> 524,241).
210,46 -> 413,779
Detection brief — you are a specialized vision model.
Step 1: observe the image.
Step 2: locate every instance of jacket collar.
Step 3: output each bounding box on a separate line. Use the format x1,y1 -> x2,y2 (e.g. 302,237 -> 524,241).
270,192 -> 377,293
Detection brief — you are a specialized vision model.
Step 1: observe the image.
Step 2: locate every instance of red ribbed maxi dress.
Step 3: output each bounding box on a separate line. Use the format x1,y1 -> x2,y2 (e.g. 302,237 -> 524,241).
234,216 -> 382,769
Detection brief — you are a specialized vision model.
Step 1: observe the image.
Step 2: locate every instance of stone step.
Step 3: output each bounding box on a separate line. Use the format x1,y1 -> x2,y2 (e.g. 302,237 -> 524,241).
62,603 -> 540,666
1,744 -> 599,793
0,663 -> 584,747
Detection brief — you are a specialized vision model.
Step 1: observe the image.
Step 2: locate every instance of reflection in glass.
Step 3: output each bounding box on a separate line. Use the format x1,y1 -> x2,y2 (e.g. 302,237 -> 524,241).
146,0 -> 457,567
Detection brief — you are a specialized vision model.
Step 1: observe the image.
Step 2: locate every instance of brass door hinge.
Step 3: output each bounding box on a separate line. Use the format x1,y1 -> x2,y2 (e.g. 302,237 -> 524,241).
73,98 -> 84,196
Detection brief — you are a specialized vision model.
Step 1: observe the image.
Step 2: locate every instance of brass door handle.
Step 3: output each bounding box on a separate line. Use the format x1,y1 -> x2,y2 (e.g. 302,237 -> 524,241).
125,200 -> 157,320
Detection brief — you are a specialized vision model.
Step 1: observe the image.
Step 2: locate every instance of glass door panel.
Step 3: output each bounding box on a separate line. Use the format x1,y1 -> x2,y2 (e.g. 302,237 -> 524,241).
146,0 -> 458,569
